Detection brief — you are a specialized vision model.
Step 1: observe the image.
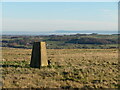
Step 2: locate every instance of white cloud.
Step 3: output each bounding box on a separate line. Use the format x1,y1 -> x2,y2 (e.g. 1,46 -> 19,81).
100,8 -> 118,21
3,18 -> 117,31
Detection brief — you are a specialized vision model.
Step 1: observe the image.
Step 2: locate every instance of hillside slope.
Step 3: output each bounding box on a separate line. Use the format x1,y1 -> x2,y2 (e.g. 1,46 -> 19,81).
2,47 -> 118,88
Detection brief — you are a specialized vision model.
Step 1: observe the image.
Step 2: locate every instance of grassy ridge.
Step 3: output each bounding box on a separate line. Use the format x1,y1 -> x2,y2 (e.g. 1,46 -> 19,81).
2,47 -> 119,88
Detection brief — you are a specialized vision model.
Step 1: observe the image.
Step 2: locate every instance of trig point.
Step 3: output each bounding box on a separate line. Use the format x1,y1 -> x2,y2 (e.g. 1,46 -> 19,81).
30,42 -> 48,68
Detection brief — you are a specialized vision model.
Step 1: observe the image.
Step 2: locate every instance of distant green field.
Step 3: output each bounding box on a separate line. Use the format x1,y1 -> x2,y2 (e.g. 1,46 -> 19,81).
2,34 -> 119,49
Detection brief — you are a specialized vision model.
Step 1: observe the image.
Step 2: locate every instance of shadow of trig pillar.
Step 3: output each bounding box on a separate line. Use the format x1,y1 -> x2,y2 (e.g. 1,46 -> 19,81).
30,42 -> 48,68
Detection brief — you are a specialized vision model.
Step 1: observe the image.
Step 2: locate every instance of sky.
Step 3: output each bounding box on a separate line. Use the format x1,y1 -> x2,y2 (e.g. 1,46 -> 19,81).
1,2 -> 118,32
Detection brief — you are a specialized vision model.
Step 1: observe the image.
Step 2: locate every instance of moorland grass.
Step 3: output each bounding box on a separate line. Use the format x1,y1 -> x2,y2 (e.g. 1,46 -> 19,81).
2,47 -> 119,88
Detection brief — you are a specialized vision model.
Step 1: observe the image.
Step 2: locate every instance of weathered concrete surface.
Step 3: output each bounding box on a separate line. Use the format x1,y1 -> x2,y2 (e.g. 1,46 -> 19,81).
30,42 -> 48,68
40,42 -> 48,66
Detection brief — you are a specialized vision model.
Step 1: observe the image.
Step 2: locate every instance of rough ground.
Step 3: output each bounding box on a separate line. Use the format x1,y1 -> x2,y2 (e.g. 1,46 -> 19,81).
1,47 -> 119,88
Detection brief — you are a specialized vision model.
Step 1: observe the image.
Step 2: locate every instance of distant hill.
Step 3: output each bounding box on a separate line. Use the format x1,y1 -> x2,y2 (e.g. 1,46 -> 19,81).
55,30 -> 118,34
2,30 -> 118,35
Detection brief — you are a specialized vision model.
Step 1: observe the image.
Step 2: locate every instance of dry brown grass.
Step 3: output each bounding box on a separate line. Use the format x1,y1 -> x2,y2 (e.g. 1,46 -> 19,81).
1,47 -> 119,88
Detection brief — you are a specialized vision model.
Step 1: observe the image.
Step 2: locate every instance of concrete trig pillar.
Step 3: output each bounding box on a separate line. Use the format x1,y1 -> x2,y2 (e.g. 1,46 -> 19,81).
30,42 -> 48,68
